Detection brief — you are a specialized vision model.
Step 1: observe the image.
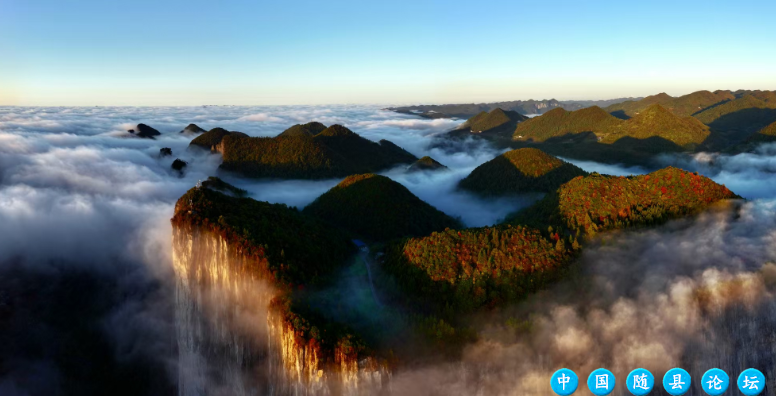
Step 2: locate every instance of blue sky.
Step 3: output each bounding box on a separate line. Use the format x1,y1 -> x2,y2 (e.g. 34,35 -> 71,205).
2,0 -> 775,105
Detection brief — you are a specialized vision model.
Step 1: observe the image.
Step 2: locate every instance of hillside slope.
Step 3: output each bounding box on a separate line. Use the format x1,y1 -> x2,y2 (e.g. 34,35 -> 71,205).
599,104 -> 711,148
605,93 -> 674,119
513,106 -> 621,142
408,156 -> 447,172
381,166 -> 738,329
277,122 -> 327,137
514,104 -> 709,149
303,173 -> 460,241
381,224 -> 571,313
605,90 -> 735,119
745,120 -> 776,144
510,167 -> 739,238
458,148 -> 587,196
458,108 -> 528,134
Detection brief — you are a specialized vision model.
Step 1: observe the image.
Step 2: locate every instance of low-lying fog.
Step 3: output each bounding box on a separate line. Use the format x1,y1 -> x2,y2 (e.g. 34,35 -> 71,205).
2,104 -> 776,395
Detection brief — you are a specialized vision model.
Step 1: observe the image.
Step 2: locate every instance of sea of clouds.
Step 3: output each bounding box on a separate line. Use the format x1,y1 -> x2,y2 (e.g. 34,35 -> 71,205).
2,104 -> 776,395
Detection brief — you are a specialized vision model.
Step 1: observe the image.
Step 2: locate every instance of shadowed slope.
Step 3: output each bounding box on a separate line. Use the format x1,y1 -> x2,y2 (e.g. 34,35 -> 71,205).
460,108 -> 528,134
605,90 -> 735,119
694,94 -> 776,128
459,148 -> 587,196
180,123 -> 206,134
513,104 -> 708,149
303,173 -> 460,241
215,123 -> 417,179
513,106 -> 621,142
746,120 -> 776,144
599,104 -> 710,148
605,93 -> 673,119
408,156 -> 447,172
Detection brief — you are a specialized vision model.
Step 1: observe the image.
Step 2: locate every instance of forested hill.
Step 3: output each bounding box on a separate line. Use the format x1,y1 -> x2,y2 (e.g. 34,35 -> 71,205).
382,166 -> 739,318
749,120 -> 776,143
693,94 -> 776,134
173,180 -> 355,287
604,90 -> 735,119
458,148 -> 587,196
277,121 -> 327,137
195,122 -> 417,179
303,173 -> 461,241
603,90 -> 776,139
598,104 -> 711,148
455,108 -> 528,135
189,127 -> 250,151
510,167 -> 739,238
513,104 -> 710,149
512,106 -> 621,142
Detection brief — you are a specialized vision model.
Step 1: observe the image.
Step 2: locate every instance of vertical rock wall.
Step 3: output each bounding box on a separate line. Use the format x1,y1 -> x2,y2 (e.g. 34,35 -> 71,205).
173,225 -> 389,396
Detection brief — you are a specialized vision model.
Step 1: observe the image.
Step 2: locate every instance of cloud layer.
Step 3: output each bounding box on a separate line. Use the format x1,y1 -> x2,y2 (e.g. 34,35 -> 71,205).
3,104 -> 776,395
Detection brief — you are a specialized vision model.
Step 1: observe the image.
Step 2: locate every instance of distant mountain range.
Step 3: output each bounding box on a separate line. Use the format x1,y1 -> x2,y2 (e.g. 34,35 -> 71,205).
515,103 -> 711,149
428,89 -> 776,165
384,97 -> 642,119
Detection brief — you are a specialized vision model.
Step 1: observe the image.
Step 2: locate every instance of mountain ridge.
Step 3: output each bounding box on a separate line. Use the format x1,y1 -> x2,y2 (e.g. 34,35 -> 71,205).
385,97 -> 641,119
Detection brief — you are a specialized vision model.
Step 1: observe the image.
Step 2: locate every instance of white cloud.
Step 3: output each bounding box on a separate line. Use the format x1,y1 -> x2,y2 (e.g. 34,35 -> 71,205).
237,113 -> 284,122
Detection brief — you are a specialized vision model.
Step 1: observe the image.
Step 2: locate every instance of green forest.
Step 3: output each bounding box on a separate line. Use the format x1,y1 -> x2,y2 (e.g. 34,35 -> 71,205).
513,104 -> 710,149
382,225 -> 572,315
510,167 -> 739,238
303,173 -> 461,241
464,108 -> 527,134
172,156 -> 741,363
172,182 -> 355,287
407,156 -> 447,172
458,148 -> 588,196
382,165 -> 738,323
513,106 -> 621,142
212,123 -> 418,179
189,127 -> 249,150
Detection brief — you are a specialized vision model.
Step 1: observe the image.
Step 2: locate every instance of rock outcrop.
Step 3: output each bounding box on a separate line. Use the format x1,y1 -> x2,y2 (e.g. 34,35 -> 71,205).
128,123 -> 161,139
171,159 -> 187,174
180,123 -> 206,135
407,156 -> 447,172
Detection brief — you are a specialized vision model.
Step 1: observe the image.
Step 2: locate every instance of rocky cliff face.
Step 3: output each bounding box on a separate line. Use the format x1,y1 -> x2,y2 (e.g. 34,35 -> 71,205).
267,311 -> 389,395
172,223 -> 389,396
